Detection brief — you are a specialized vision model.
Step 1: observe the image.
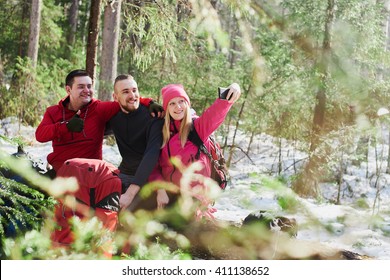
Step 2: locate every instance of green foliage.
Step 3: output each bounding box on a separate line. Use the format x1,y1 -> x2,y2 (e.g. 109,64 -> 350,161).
282,0 -> 328,41
261,176 -> 300,212
0,0 -> 86,125
275,175 -> 288,185
0,173 -> 54,249
2,230 -> 54,260
0,0 -> 67,75
365,213 -> 390,236
124,242 -> 191,260
37,0 -> 65,61
0,140 -> 56,255
0,57 -> 45,126
284,0 -> 390,121
324,221 -> 345,235
0,0 -> 30,74
354,197 -> 370,209
119,0 -> 181,72
0,56 -> 76,125
1,218 -> 115,260
276,195 -> 299,212
352,240 -> 365,249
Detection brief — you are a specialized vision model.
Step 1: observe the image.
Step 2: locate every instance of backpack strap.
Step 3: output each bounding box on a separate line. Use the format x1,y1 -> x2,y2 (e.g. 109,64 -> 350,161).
188,123 -> 203,160
187,122 -> 219,168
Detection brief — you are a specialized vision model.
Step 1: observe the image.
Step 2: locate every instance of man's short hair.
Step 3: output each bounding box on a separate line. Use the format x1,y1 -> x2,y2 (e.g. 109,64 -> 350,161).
65,69 -> 90,87
114,74 -> 134,85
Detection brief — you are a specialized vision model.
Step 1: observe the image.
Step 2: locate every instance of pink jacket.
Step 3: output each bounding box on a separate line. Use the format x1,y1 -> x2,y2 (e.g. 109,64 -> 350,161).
150,98 -> 233,188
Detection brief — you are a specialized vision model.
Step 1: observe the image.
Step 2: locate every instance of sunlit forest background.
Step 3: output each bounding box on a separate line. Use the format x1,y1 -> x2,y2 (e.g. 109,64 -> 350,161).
2,0 -> 390,260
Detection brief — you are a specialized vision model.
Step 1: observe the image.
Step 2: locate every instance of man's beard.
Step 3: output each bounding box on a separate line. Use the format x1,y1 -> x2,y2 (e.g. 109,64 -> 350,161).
120,101 -> 139,113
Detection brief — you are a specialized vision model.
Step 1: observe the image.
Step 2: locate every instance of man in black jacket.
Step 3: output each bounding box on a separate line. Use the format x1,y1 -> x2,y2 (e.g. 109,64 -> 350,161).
109,74 -> 168,211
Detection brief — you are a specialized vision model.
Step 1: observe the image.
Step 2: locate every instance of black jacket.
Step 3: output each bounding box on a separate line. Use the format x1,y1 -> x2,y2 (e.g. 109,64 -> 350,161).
108,105 -> 163,187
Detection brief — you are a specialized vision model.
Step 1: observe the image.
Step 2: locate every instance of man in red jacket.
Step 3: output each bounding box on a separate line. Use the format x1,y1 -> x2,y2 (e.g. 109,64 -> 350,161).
35,69 -> 160,176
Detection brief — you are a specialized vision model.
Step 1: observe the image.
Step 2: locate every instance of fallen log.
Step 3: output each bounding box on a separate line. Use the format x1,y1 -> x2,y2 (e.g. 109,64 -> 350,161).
118,207 -> 371,260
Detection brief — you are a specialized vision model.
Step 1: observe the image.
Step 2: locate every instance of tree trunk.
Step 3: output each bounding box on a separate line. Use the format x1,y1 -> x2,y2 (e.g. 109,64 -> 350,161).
382,2 -> 390,173
226,99 -> 245,168
223,114 -> 232,150
177,0 -> 192,23
19,1 -> 30,58
0,55 -> 4,85
86,0 -> 102,83
353,136 -> 369,167
67,0 -> 79,47
99,0 -> 122,101
292,0 -> 335,198
228,13 -> 239,68
246,130 -> 255,155
226,85 -> 250,168
28,0 -> 42,67
386,133 -> 390,174
278,137 -> 283,175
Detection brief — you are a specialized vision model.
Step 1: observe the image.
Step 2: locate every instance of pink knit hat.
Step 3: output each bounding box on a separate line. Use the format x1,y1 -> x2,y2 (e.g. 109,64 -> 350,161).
161,84 -> 191,111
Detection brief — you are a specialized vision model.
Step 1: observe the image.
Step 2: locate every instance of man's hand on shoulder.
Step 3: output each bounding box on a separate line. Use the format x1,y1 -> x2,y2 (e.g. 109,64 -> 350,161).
148,101 -> 165,118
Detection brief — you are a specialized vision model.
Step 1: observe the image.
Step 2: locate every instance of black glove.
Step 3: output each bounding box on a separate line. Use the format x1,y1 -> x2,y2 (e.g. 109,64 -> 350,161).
66,113 -> 84,132
148,101 -> 164,117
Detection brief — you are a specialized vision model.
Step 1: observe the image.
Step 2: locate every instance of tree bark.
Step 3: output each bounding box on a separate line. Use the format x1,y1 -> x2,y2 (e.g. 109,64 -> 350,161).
67,0 -> 79,47
19,1 -> 30,58
99,0 -> 122,101
28,0 -> 42,67
177,0 -> 192,23
0,55 -> 4,85
86,0 -> 103,83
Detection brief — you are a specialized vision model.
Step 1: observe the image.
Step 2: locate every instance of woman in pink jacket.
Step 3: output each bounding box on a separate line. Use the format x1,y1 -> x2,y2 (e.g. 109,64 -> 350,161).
150,83 -> 241,219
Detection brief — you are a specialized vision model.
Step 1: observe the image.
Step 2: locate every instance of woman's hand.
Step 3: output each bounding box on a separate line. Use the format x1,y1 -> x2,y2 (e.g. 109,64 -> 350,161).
156,189 -> 169,209
196,206 -> 217,221
226,83 -> 241,103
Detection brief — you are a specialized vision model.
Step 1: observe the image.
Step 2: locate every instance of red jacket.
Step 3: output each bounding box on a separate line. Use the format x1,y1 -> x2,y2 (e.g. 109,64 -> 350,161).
35,96 -> 151,171
150,98 -> 233,188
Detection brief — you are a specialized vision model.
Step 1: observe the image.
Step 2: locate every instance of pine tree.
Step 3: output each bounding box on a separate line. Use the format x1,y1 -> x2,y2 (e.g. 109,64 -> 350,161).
0,140 -> 55,256
0,175 -> 54,240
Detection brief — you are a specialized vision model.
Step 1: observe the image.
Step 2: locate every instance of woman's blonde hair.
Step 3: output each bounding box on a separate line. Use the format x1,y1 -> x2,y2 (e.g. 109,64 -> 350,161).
162,100 -> 192,148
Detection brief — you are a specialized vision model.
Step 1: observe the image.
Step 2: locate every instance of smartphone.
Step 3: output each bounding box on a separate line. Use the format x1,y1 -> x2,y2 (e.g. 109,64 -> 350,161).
218,87 -> 230,100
